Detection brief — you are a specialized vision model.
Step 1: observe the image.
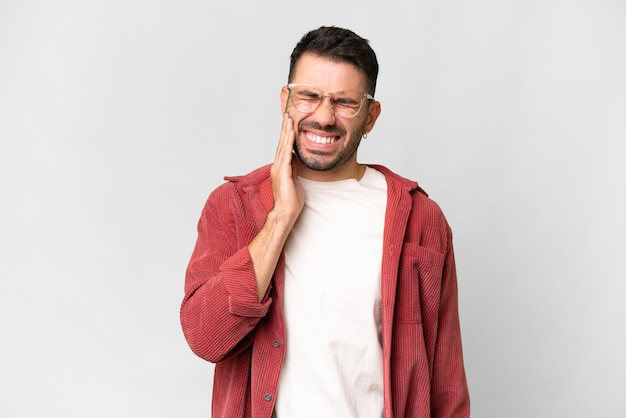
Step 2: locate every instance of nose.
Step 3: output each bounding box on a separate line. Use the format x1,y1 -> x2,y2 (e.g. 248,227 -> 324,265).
312,94 -> 336,125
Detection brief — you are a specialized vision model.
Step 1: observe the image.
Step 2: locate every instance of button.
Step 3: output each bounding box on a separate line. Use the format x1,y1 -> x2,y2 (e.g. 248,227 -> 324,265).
264,393 -> 272,402
273,340 -> 281,348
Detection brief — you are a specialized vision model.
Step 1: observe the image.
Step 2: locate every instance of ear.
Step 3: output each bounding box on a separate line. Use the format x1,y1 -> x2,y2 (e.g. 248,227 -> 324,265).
280,86 -> 289,113
363,100 -> 382,135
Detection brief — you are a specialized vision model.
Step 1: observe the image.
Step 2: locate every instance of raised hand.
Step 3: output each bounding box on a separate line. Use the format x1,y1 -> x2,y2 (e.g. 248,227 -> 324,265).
270,113 -> 305,224
248,113 -> 305,301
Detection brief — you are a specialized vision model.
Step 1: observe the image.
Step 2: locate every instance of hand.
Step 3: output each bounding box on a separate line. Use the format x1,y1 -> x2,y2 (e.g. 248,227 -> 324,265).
269,113 -> 305,225
248,113 -> 305,300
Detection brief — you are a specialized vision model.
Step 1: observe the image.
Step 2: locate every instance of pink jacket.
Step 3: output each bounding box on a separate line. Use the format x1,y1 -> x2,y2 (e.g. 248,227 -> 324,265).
181,164 -> 470,418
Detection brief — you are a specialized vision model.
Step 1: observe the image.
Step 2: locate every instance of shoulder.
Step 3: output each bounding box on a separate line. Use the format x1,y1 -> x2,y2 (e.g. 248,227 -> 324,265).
367,164 -> 437,206
209,164 -> 272,197
370,164 -> 452,244
367,164 -> 424,193
223,164 -> 272,186
201,164 -> 274,225
202,164 -> 272,211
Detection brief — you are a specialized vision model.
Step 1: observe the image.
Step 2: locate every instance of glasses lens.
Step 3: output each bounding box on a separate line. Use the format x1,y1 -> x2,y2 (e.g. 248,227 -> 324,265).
290,85 -> 366,118
290,85 -> 324,114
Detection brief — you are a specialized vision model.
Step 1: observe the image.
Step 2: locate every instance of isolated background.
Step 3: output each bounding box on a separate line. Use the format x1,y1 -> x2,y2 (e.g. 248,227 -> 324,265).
1,0 -> 624,417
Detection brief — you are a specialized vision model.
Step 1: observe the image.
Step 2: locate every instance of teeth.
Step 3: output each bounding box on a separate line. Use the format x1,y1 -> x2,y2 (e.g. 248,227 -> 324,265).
306,132 -> 336,144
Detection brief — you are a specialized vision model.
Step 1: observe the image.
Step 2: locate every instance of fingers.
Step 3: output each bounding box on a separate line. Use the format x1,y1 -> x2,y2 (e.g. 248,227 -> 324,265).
274,113 -> 295,168
268,112 -> 305,223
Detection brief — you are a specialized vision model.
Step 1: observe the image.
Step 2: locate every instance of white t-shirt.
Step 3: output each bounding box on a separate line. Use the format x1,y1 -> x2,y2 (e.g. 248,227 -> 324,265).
275,167 -> 388,418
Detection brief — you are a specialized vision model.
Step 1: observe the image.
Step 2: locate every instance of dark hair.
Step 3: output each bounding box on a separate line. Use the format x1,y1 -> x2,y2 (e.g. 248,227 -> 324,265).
288,26 -> 379,96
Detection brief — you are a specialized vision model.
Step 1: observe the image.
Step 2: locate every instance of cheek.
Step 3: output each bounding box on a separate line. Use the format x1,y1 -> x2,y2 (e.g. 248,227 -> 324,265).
291,115 -> 305,135
348,120 -> 367,139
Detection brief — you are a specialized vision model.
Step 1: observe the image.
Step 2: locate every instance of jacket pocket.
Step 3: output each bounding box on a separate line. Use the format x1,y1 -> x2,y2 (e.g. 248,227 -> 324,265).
395,242 -> 445,324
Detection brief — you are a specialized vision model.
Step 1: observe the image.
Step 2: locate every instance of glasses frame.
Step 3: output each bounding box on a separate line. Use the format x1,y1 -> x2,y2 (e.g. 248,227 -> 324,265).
286,83 -> 375,119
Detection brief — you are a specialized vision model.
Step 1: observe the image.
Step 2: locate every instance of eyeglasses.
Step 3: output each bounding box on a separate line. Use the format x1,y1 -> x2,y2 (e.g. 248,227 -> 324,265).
286,83 -> 375,118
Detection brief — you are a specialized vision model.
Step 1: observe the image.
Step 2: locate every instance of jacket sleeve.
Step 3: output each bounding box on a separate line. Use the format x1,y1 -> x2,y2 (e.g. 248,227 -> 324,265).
180,184 -> 271,363
430,229 -> 470,417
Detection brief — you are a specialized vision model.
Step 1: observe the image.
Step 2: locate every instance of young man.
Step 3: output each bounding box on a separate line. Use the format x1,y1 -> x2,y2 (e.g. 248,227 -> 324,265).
181,26 -> 470,418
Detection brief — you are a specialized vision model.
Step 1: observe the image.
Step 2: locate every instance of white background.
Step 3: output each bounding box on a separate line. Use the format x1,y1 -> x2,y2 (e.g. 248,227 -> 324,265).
1,1 -> 625,417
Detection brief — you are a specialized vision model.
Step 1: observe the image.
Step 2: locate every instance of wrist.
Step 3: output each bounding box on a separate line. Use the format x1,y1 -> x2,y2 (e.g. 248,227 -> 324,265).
265,209 -> 297,235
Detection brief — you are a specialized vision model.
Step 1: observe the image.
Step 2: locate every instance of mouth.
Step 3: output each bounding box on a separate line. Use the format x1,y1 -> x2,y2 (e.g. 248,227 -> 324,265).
303,131 -> 341,144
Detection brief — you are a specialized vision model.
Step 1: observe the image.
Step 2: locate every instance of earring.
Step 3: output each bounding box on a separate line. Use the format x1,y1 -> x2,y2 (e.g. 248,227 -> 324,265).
363,132 -> 368,139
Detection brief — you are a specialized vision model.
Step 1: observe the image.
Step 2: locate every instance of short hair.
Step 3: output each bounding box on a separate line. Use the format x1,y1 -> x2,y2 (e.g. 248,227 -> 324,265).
288,26 -> 379,96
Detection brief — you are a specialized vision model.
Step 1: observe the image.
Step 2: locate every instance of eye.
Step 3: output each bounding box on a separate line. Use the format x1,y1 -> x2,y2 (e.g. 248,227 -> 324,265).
333,96 -> 360,108
295,89 -> 322,102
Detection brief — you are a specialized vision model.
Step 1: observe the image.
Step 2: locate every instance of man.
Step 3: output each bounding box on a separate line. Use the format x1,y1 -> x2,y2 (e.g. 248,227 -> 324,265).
181,26 -> 470,418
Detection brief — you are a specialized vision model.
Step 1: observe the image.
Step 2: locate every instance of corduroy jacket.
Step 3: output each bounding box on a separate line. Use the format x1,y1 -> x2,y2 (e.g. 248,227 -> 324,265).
181,164 -> 470,418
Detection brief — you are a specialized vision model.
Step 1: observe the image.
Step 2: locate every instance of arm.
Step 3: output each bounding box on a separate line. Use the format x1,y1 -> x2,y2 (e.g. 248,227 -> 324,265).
180,190 -> 266,363
180,113 -> 304,363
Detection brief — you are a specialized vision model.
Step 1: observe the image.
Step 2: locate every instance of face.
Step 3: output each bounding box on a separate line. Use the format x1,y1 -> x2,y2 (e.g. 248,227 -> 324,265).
281,53 -> 381,181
